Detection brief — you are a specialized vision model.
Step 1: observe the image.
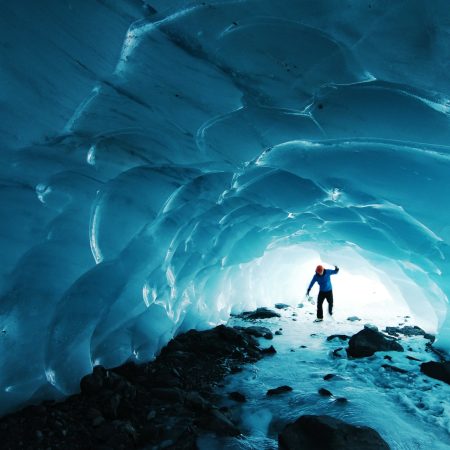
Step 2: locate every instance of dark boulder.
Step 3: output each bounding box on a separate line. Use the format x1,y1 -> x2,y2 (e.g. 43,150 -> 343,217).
237,307 -> 281,320
318,388 -> 332,397
327,334 -> 350,342
279,415 -> 390,450
347,326 -> 403,358
261,345 -> 277,355
420,361 -> 450,384
235,325 -> 273,339
381,364 -> 408,374
267,385 -> 293,396
197,409 -> 240,436
80,365 -> 107,395
384,325 -> 435,342
229,391 -> 246,403
275,303 -> 291,309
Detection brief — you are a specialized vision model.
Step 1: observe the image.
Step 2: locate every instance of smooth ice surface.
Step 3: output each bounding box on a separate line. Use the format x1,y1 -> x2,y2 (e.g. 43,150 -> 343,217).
1,0 -> 450,415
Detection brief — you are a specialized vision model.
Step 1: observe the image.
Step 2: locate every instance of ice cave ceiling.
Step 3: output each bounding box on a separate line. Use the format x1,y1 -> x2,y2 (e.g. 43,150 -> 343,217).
1,0 -> 450,415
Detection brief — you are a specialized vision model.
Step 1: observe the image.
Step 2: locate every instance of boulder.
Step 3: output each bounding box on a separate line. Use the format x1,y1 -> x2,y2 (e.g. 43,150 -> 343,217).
80,365 -> 107,395
347,316 -> 361,322
261,345 -> 277,355
384,325 -> 435,342
235,326 -> 273,339
237,307 -> 281,320
420,361 -> 450,385
347,326 -> 404,358
318,388 -> 332,397
275,303 -> 290,309
228,391 -> 246,403
381,364 -> 408,374
279,415 -> 390,450
267,385 -> 293,396
327,334 -> 350,342
197,409 -> 240,436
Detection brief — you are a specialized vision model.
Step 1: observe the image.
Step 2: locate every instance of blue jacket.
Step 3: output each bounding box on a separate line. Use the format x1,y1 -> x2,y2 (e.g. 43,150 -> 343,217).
307,267 -> 339,293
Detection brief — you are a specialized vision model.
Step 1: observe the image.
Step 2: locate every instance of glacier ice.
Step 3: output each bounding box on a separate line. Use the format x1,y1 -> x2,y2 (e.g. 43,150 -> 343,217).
0,0 -> 450,415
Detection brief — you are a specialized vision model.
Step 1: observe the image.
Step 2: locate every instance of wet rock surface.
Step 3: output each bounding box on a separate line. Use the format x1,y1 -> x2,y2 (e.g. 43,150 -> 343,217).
347,325 -> 404,358
0,325 -> 267,449
420,361 -> 450,385
279,414 -> 390,450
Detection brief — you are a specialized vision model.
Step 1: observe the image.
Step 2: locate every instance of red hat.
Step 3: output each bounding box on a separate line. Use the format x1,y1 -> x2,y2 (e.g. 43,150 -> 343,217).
316,265 -> 324,274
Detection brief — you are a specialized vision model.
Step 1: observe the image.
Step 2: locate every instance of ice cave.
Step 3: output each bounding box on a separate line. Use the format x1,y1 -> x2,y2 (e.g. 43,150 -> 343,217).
1,0 -> 450,448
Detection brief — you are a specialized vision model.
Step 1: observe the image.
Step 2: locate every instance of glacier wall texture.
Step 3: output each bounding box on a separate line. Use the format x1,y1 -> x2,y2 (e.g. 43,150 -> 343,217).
1,0 -> 450,415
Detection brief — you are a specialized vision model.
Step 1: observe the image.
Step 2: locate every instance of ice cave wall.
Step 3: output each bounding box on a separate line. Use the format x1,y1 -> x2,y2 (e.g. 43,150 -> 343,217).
1,0 -> 450,415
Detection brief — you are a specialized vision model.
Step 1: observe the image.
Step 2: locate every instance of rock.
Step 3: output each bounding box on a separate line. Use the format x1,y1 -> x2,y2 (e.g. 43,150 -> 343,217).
237,307 -> 281,320
101,393 -> 122,419
150,388 -> 184,403
236,326 -> 273,339
332,347 -> 344,358
323,374 -> 335,381
86,408 -> 103,420
384,325 -> 435,342
347,326 -> 404,358
420,361 -> 450,384
406,355 -> 422,362
279,415 -> 390,450
197,409 -> 240,436
228,391 -> 246,403
335,397 -> 348,404
275,303 -> 290,309
261,345 -> 277,355
275,330 -> 283,336
347,316 -> 361,322
318,388 -> 332,397
184,391 -> 211,411
381,364 -> 408,374
92,416 -> 105,427
327,334 -> 350,342
80,365 -> 107,394
267,385 -> 293,396
383,355 -> 393,362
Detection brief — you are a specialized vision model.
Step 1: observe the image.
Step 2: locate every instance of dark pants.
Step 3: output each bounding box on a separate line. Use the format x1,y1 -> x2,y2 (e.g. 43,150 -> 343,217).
317,290 -> 333,319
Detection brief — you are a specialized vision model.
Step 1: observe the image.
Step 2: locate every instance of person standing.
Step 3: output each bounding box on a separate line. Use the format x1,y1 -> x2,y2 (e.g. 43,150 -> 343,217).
306,265 -> 339,322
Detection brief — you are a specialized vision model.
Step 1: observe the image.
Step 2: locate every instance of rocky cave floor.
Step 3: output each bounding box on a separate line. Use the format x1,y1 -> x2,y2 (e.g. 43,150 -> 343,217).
0,306 -> 449,450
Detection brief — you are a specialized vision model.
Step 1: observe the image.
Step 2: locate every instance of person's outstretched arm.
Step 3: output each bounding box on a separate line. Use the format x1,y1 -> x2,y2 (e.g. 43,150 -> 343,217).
330,265 -> 339,275
306,275 -> 317,295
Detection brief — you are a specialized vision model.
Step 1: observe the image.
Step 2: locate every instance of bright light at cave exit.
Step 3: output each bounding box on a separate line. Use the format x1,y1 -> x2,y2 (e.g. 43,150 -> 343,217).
230,245 -> 439,332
